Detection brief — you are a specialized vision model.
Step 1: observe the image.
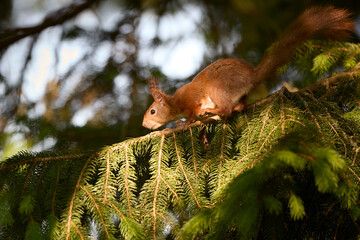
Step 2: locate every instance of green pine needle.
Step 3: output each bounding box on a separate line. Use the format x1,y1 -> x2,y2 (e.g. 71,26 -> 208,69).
275,150 -> 307,170
288,194 -> 306,221
263,195 -> 283,215
312,159 -> 339,193
0,192 -> 14,227
119,216 -> 145,240
181,208 -> 213,238
25,222 -> 43,240
19,195 -> 35,216
311,53 -> 333,75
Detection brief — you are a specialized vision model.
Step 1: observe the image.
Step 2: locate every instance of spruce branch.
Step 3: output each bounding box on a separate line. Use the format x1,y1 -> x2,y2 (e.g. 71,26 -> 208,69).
189,128 -> 200,184
64,153 -> 95,240
152,134 -> 164,239
79,185 -> 110,238
173,133 -> 203,210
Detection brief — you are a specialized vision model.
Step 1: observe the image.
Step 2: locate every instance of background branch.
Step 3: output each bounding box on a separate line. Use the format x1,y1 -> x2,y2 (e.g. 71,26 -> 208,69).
0,0 -> 99,52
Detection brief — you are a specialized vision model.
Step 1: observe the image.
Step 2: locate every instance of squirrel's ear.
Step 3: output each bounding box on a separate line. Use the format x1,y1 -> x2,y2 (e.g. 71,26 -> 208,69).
152,90 -> 167,104
148,76 -> 168,104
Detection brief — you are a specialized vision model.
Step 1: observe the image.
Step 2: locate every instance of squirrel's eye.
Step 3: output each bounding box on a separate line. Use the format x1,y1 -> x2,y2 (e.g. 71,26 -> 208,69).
150,109 -> 156,115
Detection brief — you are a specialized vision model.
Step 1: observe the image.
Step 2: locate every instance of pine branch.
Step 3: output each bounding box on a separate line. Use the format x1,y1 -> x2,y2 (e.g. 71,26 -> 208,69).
173,133 -> 203,209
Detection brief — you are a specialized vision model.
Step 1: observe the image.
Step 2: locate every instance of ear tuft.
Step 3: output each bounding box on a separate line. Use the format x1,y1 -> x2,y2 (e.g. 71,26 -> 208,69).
147,76 -> 168,104
148,76 -> 159,96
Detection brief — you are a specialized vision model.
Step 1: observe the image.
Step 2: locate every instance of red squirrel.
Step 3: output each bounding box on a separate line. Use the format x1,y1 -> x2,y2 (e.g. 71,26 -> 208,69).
142,6 -> 354,130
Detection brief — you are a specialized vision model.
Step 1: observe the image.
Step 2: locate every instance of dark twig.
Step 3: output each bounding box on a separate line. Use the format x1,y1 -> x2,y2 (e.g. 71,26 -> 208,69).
0,0 -> 99,52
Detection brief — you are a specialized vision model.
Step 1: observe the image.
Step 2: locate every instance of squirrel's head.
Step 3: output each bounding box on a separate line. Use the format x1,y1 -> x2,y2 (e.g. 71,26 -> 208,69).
142,77 -> 172,130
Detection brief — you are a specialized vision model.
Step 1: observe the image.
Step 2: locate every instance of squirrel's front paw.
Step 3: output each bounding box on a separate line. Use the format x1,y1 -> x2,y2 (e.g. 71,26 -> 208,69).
175,120 -> 191,131
175,119 -> 185,128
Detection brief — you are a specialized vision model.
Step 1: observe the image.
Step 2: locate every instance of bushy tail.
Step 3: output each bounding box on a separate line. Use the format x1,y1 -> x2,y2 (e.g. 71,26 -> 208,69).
251,6 -> 354,87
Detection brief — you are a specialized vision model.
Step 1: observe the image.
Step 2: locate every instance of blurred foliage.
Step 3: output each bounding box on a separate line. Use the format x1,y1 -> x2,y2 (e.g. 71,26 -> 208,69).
0,0 -> 359,157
